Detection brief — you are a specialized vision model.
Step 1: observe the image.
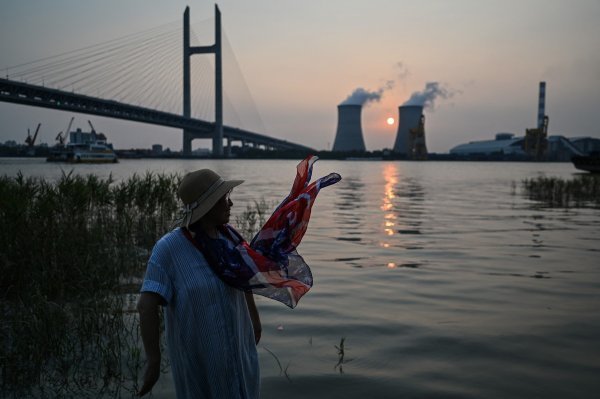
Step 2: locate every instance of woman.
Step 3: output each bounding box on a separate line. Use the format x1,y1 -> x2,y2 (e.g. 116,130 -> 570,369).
137,169 -> 261,398
137,156 -> 341,398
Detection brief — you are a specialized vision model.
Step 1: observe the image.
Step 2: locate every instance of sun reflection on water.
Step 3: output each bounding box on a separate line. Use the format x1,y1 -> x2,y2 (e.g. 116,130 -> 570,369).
380,164 -> 399,244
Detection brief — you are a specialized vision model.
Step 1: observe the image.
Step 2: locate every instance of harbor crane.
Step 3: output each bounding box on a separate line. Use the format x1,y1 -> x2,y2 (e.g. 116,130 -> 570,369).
25,123 -> 41,147
25,123 -> 41,156
55,117 -> 74,146
88,120 -> 97,140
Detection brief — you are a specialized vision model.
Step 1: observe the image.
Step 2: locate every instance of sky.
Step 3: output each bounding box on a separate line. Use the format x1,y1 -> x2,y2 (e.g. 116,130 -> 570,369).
1,0 -> 599,153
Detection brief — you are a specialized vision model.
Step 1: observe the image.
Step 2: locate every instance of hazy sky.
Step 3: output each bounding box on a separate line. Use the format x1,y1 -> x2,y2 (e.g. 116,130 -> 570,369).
1,0 -> 599,152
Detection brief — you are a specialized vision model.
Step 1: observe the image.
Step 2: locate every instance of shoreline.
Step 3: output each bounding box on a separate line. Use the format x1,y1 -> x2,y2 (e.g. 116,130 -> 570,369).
0,153 -> 573,163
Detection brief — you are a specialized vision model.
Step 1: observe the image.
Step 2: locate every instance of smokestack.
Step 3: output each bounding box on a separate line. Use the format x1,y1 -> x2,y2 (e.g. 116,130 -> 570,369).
537,81 -> 546,129
332,104 -> 366,152
393,105 -> 423,154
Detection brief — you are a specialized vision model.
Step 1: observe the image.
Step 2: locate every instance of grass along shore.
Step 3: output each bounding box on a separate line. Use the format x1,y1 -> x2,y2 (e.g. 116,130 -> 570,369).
0,172 -> 181,397
0,171 -> 269,398
521,174 -> 600,208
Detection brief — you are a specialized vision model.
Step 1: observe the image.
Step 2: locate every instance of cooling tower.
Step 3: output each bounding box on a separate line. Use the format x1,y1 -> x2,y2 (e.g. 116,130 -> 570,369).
332,104 -> 366,152
537,81 -> 546,129
393,105 -> 424,154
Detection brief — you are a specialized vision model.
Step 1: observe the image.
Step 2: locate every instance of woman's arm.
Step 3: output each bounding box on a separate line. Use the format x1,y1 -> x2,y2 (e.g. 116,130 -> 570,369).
137,292 -> 164,396
244,292 -> 262,344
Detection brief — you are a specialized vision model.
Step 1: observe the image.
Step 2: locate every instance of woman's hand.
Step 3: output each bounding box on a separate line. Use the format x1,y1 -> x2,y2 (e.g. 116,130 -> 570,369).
137,292 -> 164,397
137,359 -> 161,397
245,292 -> 262,345
253,324 -> 262,345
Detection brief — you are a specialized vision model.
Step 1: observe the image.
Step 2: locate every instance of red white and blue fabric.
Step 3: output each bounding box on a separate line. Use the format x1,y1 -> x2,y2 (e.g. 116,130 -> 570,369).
184,155 -> 341,308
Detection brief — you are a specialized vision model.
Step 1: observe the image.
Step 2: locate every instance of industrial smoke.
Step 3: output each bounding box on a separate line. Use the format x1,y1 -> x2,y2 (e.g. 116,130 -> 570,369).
403,82 -> 451,110
340,81 -> 394,106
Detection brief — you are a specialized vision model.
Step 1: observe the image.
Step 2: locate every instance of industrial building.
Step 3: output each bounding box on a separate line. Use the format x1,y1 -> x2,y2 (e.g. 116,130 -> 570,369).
571,137 -> 600,154
449,133 -> 526,157
449,81 -> 600,161
449,133 -> 598,161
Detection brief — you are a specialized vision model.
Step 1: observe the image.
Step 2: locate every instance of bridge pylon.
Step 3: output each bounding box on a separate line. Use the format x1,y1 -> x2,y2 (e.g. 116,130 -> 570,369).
183,6 -> 223,156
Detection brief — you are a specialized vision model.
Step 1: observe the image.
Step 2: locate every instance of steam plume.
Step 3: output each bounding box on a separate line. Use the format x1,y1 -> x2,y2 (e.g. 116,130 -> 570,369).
340,80 -> 394,106
403,82 -> 453,110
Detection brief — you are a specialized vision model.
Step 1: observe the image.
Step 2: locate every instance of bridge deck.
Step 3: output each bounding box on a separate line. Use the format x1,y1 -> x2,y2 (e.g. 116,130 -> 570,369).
0,78 -> 313,151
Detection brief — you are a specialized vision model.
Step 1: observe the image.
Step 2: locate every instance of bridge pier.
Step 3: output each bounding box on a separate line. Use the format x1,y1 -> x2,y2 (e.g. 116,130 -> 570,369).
183,130 -> 192,155
225,137 -> 232,157
183,6 -> 223,157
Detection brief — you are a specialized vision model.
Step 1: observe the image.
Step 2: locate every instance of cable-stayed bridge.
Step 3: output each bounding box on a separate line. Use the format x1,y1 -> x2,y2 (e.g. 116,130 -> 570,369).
0,6 -> 313,156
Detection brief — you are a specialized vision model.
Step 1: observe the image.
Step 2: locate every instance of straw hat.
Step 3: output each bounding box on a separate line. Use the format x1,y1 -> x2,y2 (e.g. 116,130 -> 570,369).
177,169 -> 243,227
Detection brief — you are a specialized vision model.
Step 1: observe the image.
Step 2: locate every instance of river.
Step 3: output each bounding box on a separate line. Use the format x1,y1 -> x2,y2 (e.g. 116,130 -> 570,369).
2,157 -> 599,398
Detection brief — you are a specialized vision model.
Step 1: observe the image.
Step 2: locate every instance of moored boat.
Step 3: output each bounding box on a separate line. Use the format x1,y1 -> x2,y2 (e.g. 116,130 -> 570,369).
47,143 -> 118,163
571,153 -> 600,173
47,121 -> 118,163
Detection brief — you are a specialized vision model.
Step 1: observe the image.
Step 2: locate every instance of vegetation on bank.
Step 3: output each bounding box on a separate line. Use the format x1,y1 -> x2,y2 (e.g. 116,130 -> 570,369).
521,174 -> 600,207
0,172 -> 180,397
0,171 -> 271,398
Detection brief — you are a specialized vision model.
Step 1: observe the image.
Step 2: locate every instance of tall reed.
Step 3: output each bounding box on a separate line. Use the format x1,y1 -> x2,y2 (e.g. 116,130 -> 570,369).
235,198 -> 272,240
0,171 -> 180,398
521,174 -> 600,208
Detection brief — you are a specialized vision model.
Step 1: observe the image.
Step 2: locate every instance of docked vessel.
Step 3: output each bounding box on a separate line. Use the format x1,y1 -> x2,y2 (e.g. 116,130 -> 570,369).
571,153 -> 600,173
47,120 -> 118,163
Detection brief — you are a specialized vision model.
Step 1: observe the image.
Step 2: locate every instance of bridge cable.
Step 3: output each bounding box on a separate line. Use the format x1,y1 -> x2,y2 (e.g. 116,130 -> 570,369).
4,20 -> 179,77
45,28 -> 179,91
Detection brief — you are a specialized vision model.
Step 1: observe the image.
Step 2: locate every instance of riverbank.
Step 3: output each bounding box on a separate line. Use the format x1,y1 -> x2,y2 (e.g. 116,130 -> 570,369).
1,147 -> 573,162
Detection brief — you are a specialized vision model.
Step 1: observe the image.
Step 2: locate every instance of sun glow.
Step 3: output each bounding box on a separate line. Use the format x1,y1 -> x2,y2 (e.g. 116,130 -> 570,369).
386,117 -> 395,125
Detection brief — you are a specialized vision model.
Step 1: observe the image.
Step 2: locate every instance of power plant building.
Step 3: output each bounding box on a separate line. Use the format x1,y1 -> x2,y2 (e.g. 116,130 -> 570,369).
449,133 -> 526,156
332,104 -> 366,152
449,132 -> 592,161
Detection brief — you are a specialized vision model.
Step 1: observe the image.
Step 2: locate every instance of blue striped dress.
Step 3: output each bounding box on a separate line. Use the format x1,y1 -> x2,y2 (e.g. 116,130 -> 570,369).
141,227 -> 260,399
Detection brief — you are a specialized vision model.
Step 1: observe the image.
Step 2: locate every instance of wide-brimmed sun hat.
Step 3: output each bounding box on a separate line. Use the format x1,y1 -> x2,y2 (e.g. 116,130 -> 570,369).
177,169 -> 243,227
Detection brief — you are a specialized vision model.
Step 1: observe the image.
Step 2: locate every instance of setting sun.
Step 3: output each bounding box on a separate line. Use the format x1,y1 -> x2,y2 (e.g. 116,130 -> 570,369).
386,117 -> 395,125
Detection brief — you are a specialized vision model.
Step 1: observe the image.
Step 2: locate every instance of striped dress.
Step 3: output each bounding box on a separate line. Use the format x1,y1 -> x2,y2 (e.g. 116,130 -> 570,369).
141,227 -> 259,399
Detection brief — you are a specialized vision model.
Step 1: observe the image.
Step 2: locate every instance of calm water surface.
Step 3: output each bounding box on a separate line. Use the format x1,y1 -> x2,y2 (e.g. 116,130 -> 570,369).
2,158 -> 599,398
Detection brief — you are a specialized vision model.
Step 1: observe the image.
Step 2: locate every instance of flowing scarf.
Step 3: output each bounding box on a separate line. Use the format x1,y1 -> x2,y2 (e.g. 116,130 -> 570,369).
182,155 -> 341,308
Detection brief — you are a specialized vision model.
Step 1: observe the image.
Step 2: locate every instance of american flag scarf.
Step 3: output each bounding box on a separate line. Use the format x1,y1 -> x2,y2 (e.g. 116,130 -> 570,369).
183,155 -> 341,308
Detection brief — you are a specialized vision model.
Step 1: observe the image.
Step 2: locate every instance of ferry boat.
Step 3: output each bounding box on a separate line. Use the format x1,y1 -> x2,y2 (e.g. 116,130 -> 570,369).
47,123 -> 118,163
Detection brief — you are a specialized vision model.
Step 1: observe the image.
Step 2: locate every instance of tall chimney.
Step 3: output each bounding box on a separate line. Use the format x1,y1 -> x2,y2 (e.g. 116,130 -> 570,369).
332,104 -> 366,152
537,81 -> 546,129
393,105 -> 423,154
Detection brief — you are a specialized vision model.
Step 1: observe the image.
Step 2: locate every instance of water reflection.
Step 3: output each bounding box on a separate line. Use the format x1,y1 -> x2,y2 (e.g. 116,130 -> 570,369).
334,175 -> 366,212
381,164 -> 397,239
379,164 -> 426,251
333,175 -> 366,242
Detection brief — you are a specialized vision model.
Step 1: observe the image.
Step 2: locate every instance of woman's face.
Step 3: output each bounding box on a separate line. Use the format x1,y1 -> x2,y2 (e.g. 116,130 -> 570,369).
203,190 -> 233,226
